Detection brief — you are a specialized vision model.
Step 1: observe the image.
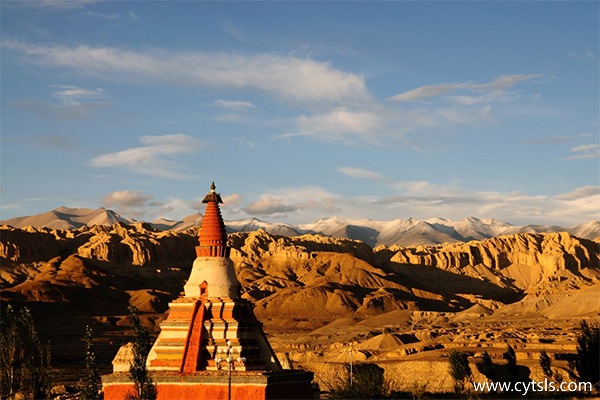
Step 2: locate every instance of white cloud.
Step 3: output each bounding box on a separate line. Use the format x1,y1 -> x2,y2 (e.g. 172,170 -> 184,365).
89,134 -> 204,178
438,104 -> 492,124
243,186 -> 337,217
275,74 -> 536,146
51,85 -> 106,106
448,95 -> 484,106
101,191 -> 198,221
389,74 -> 541,102
155,197 -> 195,219
15,0 -> 98,9
222,193 -> 243,207
102,190 -> 156,219
14,98 -> 110,120
280,102 -> 494,147
478,74 -> 541,91
391,180 -> 462,196
103,190 -> 154,208
244,197 -> 299,215
12,84 -> 110,120
390,82 -> 466,102
555,185 -> 600,200
370,183 -> 600,225
126,11 -> 140,22
85,10 -> 139,22
231,137 -> 256,149
567,51 -> 597,60
566,144 -> 600,160
281,107 -> 383,144
523,132 -> 594,145
86,11 -> 119,20
3,41 -> 369,105
337,167 -> 385,181
215,99 -> 256,111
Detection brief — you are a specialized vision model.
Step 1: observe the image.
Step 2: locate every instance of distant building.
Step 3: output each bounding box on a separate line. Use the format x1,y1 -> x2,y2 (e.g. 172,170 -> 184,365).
102,183 -> 315,400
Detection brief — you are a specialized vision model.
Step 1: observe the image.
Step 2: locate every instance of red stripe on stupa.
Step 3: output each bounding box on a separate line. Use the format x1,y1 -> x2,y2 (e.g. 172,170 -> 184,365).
181,299 -> 206,373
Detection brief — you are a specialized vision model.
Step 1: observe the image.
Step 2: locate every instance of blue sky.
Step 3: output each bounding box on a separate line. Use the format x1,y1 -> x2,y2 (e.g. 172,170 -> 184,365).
1,1 -> 598,226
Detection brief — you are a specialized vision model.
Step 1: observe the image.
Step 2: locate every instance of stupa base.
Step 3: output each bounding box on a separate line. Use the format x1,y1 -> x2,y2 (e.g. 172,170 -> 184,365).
102,369 -> 316,400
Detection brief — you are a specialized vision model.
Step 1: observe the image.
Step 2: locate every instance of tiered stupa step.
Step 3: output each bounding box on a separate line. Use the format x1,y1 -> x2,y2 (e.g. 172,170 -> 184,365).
147,300 -> 203,370
147,296 -> 274,372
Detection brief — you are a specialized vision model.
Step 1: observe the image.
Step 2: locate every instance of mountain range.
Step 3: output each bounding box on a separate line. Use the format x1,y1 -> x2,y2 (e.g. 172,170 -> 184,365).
1,206 -> 599,247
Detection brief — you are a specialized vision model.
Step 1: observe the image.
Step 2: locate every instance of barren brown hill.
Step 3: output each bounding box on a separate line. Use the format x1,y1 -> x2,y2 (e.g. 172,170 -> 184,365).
390,232 -> 599,293
1,224 -> 598,390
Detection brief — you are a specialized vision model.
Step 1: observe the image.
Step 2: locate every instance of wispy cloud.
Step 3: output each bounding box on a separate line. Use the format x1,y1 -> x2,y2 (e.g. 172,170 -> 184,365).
86,11 -> 119,20
555,185 -> 600,200
12,84 -> 110,120
126,11 -> 140,22
371,182 -> 600,225
215,99 -> 256,111
390,180 -> 463,196
337,166 -> 385,181
280,107 -> 383,145
389,74 -> 541,102
85,10 -> 139,22
89,134 -> 205,178
14,99 -> 110,120
51,85 -> 106,106
13,0 -> 98,9
221,20 -> 254,46
3,41 -> 369,105
232,137 -> 256,149
566,144 -> 600,160
271,72 -> 537,146
567,51 -> 596,60
523,132 -> 594,145
280,103 -> 493,147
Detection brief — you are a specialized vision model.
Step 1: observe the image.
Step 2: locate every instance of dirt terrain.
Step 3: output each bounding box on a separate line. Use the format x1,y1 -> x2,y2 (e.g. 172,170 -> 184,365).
1,223 -> 598,393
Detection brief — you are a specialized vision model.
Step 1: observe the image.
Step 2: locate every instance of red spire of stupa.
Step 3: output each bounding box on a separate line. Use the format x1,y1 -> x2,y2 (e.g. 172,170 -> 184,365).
196,182 -> 229,257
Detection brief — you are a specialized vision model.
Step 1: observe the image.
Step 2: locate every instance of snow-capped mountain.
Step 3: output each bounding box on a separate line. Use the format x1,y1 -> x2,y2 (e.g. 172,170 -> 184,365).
0,207 -> 131,230
571,220 -> 600,239
296,216 -> 515,246
1,207 -> 598,247
152,213 -> 203,232
226,218 -> 300,237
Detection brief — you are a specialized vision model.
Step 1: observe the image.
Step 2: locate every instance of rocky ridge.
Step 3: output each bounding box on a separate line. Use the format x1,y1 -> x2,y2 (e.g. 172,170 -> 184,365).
390,232 -> 599,293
